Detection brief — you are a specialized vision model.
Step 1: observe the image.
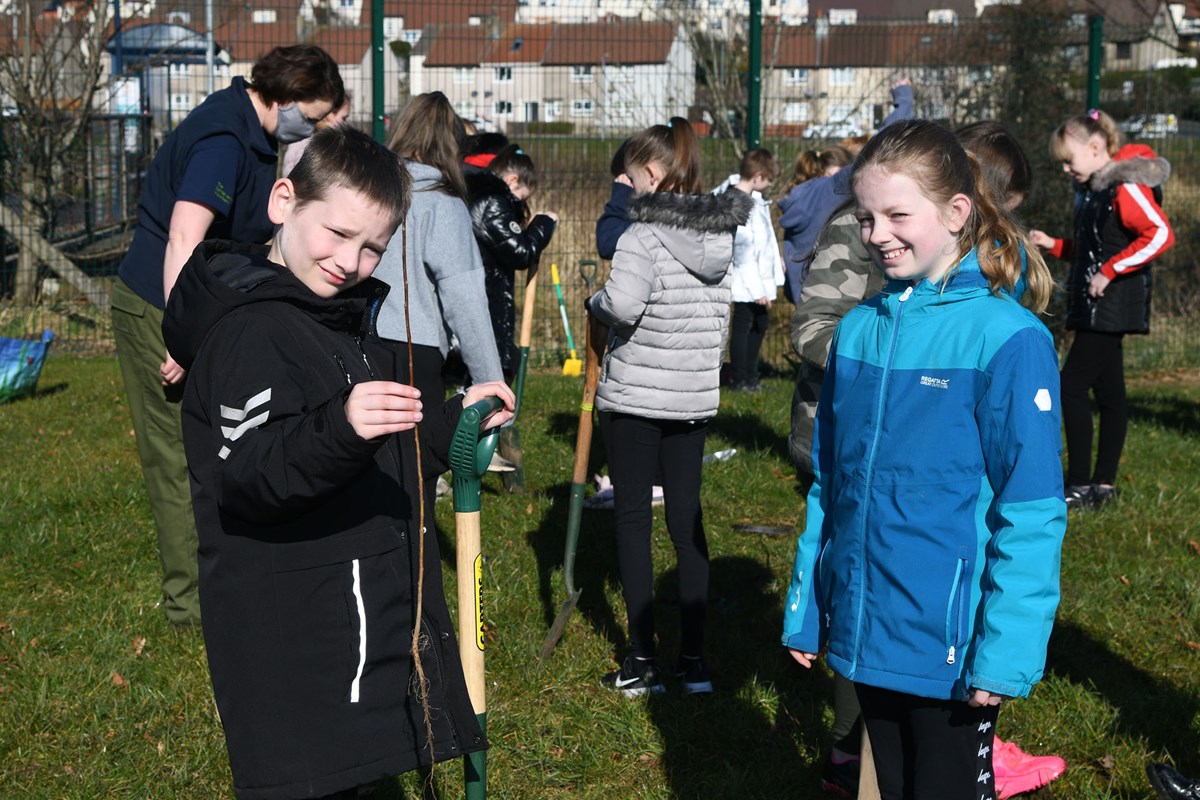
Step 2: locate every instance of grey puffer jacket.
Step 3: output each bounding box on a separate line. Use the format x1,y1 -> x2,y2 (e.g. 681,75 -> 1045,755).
589,189 -> 753,420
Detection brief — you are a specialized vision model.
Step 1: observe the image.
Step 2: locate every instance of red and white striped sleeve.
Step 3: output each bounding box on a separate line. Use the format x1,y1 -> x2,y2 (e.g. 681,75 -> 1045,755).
1102,183 -> 1175,279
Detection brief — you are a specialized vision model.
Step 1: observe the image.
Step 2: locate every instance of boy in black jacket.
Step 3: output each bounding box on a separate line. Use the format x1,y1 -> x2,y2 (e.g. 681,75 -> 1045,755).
163,126 -> 514,800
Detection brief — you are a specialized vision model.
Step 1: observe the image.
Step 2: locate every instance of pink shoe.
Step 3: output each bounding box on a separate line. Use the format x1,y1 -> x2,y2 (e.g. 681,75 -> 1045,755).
993,736 -> 1067,799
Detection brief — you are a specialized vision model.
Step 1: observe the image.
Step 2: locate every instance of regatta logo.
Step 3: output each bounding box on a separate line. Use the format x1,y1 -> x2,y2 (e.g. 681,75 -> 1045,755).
920,375 -> 950,390
217,387 -> 272,460
1034,388 -> 1052,411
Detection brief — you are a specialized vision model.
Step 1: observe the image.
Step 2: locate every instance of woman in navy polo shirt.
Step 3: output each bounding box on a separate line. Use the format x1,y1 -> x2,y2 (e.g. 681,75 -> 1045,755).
111,44 -> 344,626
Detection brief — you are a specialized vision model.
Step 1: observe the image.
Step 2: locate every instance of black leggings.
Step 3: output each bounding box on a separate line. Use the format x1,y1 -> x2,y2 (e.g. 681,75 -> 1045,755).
856,684 -> 999,800
729,302 -> 770,386
601,412 -> 709,660
1061,330 -> 1127,486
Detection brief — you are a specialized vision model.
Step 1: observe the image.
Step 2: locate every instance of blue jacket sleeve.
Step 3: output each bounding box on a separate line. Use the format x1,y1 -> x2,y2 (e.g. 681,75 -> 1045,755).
596,182 -> 634,260
970,325 -> 1067,698
879,83 -> 914,132
782,337 -> 838,652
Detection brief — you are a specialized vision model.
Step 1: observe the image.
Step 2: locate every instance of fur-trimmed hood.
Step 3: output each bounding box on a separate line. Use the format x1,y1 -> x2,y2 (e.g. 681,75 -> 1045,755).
1089,143 -> 1171,191
626,189 -> 753,284
627,188 -> 753,232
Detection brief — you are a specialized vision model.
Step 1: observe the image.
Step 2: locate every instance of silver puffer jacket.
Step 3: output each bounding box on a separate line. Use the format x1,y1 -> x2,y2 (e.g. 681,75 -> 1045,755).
589,189 -> 753,420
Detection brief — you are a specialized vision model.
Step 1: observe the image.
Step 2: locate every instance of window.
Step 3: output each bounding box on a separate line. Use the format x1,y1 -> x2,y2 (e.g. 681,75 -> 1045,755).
1061,45 -> 1082,60
829,68 -> 855,87
1069,12 -> 1087,29
170,93 -> 192,111
927,9 -> 955,24
495,66 -> 513,82
454,99 -> 476,117
402,30 -> 421,44
383,17 -> 404,39
339,0 -> 355,8
611,100 -> 633,117
544,99 -> 563,120
782,102 -> 810,123
166,11 -> 190,24
494,100 -> 513,115
454,67 -> 475,84
783,67 -> 809,87
572,65 -> 593,83
571,99 -> 593,117
1115,42 -> 1132,60
828,8 -> 856,25
252,9 -> 277,23
169,62 -> 191,77
468,15 -> 483,25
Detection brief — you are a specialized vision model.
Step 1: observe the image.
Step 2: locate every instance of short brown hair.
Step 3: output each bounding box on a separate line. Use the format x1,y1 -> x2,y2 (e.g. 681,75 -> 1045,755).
289,126 -> 410,232
249,45 -> 344,109
739,148 -> 780,182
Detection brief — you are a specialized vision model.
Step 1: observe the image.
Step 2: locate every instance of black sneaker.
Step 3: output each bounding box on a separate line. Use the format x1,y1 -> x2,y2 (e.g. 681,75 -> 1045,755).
674,655 -> 713,694
820,751 -> 861,797
1064,484 -> 1094,510
1091,483 -> 1120,509
601,656 -> 665,697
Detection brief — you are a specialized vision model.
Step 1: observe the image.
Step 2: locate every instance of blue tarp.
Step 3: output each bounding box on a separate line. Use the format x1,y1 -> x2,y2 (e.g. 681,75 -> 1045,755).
0,330 -> 54,403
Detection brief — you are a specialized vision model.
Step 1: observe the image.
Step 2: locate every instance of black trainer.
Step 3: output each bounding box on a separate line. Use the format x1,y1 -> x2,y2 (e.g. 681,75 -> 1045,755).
601,656 -> 665,697
1091,483 -> 1120,509
674,655 -> 713,694
1064,484 -> 1094,510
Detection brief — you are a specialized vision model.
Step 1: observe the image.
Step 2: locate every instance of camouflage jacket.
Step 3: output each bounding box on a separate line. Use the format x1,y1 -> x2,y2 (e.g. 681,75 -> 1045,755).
788,207 -> 887,474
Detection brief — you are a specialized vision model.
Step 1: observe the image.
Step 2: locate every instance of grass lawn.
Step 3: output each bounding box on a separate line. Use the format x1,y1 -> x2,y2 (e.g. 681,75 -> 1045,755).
3,356 -> 1200,799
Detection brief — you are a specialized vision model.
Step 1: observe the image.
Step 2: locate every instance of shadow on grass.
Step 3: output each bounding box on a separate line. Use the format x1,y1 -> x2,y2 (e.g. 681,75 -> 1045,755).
1128,395 -> 1200,437
707,409 -> 792,465
645,556 -> 830,797
1047,619 -> 1200,772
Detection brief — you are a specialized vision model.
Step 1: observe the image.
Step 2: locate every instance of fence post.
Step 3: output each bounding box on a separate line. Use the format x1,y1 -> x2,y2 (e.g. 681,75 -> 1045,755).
1087,15 -> 1102,111
371,0 -> 386,142
747,0 -> 763,150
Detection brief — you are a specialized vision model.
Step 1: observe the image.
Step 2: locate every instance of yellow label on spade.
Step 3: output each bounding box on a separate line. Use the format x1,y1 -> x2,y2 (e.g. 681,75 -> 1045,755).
473,554 -> 485,651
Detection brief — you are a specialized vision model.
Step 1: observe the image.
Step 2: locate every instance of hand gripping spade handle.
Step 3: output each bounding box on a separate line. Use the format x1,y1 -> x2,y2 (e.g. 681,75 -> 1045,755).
448,396 -> 504,800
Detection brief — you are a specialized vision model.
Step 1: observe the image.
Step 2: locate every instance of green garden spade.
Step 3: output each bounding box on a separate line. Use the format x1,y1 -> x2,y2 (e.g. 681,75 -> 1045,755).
500,264 -> 540,492
448,396 -> 505,800
539,309 -> 606,660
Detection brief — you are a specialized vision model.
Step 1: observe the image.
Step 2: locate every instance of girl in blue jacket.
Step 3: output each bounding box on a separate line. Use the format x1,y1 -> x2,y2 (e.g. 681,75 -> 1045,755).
783,120 -> 1067,800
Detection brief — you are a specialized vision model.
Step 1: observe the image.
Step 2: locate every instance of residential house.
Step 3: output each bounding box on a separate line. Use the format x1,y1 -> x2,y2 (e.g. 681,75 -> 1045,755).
412,18 -> 693,133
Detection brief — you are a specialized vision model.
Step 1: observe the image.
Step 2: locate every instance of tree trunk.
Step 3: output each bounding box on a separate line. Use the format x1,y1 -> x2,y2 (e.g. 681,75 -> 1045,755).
0,202 -> 110,309
14,242 -> 37,303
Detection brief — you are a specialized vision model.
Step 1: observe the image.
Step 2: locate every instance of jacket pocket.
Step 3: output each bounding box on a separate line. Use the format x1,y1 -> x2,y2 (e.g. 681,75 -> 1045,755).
270,526 -> 407,704
943,552 -> 969,665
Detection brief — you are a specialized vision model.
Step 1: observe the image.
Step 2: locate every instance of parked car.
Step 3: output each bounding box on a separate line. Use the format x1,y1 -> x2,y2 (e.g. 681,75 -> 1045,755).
802,120 -> 863,140
1120,113 -> 1179,138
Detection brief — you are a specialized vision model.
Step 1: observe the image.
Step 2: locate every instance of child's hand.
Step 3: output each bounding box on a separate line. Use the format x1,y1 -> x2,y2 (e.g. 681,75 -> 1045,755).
892,77 -> 912,89
615,173 -> 633,187
756,296 -> 771,307
344,381 -> 423,440
538,211 -> 560,223
160,350 -> 187,386
787,648 -> 819,668
462,381 -> 516,431
967,689 -> 1008,707
1088,271 -> 1111,298
1028,229 -> 1055,250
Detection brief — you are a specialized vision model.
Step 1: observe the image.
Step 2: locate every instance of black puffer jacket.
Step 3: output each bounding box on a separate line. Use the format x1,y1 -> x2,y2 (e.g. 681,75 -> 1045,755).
465,165 -> 556,377
163,240 -> 485,800
1063,144 -> 1172,334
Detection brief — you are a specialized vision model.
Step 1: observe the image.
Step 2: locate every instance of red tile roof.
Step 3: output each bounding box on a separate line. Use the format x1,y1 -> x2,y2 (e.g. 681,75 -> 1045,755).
420,19 -> 677,67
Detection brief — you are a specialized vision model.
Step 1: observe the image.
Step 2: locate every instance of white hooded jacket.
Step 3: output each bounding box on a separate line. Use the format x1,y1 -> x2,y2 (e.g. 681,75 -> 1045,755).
713,174 -> 785,304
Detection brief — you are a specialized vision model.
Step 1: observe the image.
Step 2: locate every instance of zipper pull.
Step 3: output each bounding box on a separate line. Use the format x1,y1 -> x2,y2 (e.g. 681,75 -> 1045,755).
946,646 -> 956,665
899,286 -> 914,302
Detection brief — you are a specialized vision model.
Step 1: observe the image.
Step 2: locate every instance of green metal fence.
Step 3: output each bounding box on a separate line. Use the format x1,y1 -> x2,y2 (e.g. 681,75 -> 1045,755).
2,2 -> 1197,371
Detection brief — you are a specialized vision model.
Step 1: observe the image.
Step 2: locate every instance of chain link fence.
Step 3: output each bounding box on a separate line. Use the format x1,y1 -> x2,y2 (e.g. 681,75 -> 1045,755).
2,2 -> 1197,371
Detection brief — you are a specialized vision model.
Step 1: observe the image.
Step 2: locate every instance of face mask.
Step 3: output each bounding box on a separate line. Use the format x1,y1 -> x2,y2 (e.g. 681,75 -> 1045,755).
275,103 -> 316,144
